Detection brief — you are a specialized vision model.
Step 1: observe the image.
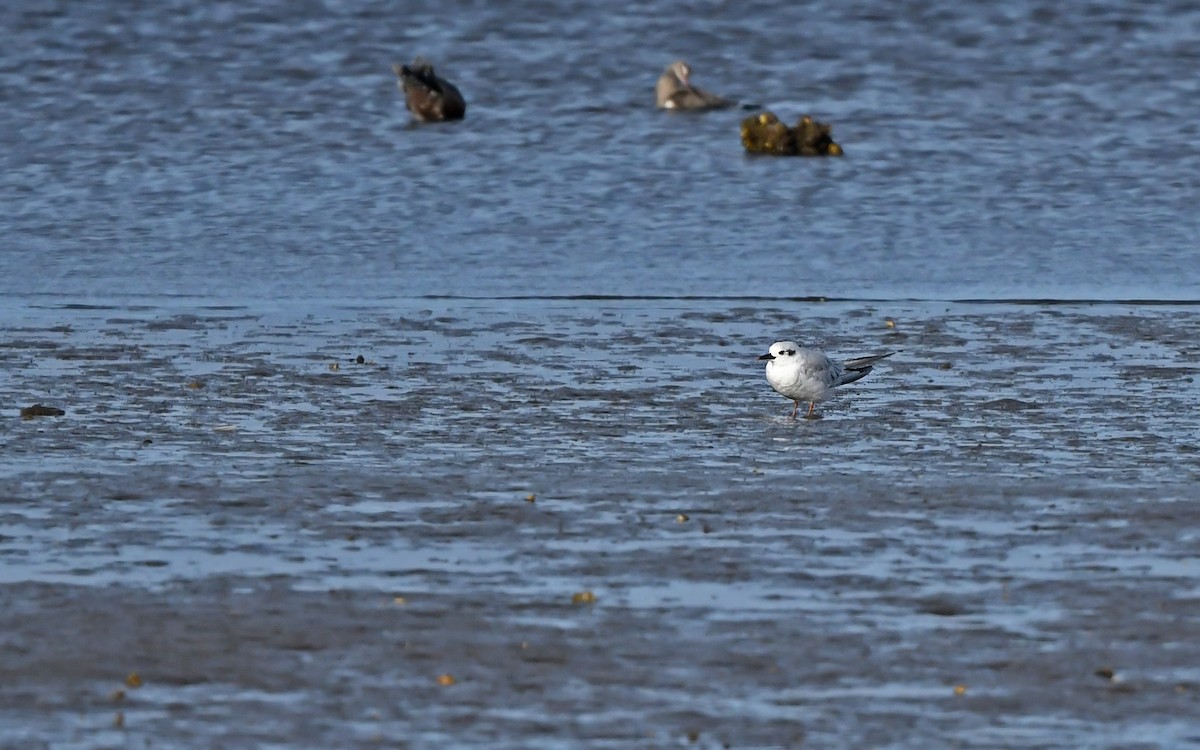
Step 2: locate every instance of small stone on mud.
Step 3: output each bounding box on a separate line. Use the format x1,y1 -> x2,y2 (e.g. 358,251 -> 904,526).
20,404 -> 66,419
919,598 -> 966,617
525,493 -> 536,503
356,354 -> 365,364
571,590 -> 596,605
436,673 -> 456,686
981,398 -> 1036,411
125,672 -> 143,688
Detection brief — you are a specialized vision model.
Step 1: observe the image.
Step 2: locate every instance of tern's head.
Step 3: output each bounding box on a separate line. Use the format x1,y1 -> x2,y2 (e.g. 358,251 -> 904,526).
758,341 -> 799,362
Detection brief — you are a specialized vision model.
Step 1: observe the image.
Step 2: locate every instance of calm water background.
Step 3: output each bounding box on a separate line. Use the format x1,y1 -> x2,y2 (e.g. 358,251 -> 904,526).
2,0 -> 1199,301
2,0 -> 1199,748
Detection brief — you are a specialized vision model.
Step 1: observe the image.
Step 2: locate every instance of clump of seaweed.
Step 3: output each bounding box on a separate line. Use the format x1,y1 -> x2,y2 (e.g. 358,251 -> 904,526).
740,112 -> 843,156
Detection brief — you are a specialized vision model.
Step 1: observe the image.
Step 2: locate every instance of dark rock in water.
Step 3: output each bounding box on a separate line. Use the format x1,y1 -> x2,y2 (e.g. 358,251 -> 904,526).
20,404 -> 66,419
393,58 -> 466,122
740,112 -> 843,156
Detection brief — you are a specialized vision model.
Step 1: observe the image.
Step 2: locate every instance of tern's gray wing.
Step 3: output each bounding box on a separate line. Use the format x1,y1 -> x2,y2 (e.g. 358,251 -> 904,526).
796,350 -> 841,388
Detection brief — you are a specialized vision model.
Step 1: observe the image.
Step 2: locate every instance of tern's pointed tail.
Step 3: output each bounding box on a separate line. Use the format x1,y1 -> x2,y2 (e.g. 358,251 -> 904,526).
842,351 -> 895,371
834,351 -> 895,387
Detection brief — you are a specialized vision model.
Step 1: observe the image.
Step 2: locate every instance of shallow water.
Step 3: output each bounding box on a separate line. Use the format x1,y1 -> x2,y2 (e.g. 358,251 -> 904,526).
3,0 -> 1200,747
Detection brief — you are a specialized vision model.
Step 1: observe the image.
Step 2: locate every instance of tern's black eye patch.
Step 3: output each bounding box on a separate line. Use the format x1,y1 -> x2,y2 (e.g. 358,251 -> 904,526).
785,349 -> 796,356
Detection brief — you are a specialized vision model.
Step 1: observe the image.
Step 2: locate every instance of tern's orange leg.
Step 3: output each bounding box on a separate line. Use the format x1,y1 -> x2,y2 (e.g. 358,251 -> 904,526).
807,402 -> 817,417
790,400 -> 799,418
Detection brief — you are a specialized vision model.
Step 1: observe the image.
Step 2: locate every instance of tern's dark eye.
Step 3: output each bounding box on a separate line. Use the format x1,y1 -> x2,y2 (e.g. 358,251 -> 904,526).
785,349 -> 796,356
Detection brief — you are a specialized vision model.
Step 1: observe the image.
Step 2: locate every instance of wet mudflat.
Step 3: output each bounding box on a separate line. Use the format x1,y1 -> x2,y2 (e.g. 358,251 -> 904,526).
2,299 -> 1198,749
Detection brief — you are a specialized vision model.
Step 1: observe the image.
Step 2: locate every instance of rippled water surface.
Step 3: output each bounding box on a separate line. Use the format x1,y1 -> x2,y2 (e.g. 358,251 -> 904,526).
2,0 -> 1199,747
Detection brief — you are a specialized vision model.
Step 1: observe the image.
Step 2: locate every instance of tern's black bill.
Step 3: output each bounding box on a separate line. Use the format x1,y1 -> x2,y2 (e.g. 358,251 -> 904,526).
758,353 -> 775,361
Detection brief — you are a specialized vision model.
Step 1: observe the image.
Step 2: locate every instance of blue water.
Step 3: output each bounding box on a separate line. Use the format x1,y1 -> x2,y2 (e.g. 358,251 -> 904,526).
2,0 -> 1198,303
